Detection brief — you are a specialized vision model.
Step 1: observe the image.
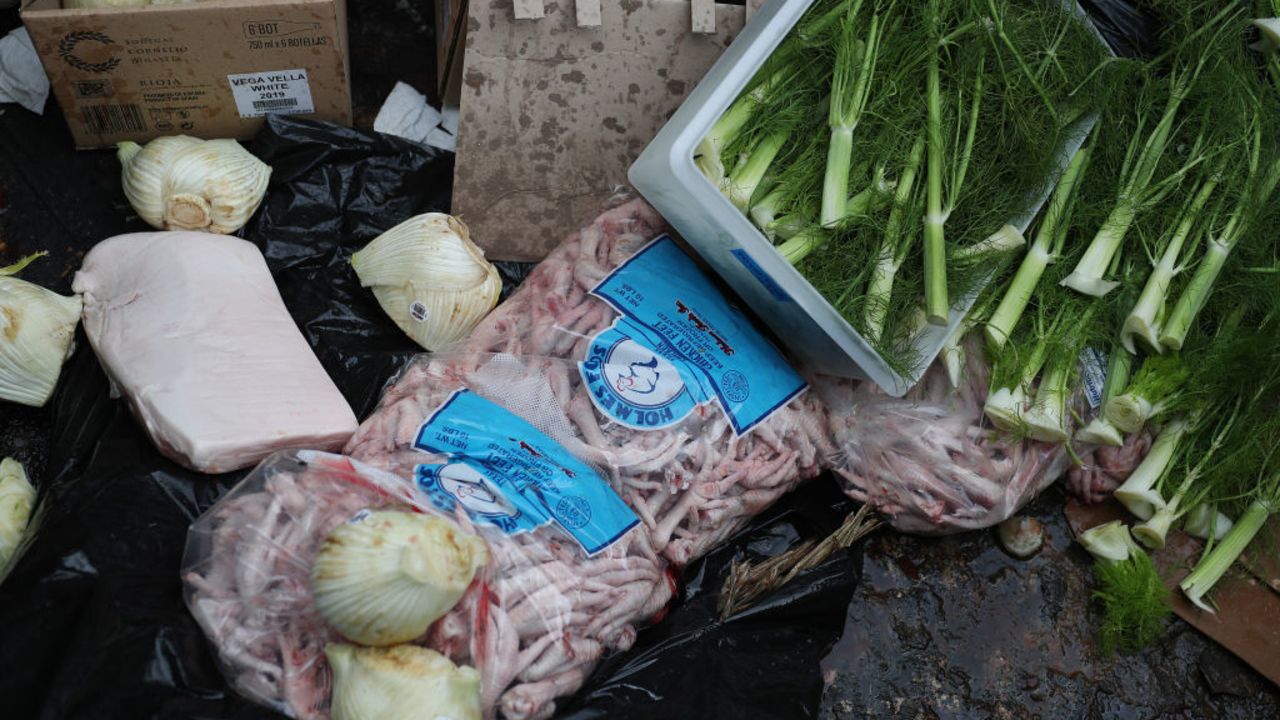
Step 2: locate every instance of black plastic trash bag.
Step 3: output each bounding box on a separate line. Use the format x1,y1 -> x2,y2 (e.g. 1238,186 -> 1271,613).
1079,0 -> 1158,59
246,117 -> 455,416
560,481 -> 862,720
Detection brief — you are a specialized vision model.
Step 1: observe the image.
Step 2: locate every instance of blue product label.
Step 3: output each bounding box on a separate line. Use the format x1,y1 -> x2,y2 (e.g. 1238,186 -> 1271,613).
582,235 -> 807,435
412,389 -> 638,556
730,248 -> 794,302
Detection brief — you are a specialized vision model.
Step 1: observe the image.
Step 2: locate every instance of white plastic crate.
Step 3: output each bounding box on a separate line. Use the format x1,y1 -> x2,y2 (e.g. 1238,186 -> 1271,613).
630,0 -> 1100,395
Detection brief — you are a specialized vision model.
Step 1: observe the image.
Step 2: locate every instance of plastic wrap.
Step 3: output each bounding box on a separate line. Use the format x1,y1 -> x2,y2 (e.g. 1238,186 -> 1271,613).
182,450 -> 674,720
355,197 -> 834,566
246,116 -> 458,417
818,341 -> 1076,534
1067,430 -> 1152,504
1078,0 -> 1158,59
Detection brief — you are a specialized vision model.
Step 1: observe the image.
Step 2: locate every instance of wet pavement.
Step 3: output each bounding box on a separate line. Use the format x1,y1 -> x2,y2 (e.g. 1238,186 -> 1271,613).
820,487 -> 1279,719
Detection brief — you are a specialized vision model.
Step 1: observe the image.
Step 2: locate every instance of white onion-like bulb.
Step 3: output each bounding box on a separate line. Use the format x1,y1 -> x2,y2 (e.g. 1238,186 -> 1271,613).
0,254 -> 81,407
311,510 -> 488,646
326,643 -> 481,720
350,214 -> 502,351
117,136 -> 270,234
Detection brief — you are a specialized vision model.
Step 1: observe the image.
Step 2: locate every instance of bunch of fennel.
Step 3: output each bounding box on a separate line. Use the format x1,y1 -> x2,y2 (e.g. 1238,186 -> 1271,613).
1140,6 -> 1280,590
1179,419 -> 1280,611
1116,75 -> 1280,360
1077,520 -> 1172,653
1114,273 -> 1280,553
695,0 -> 1109,377
351,214 -> 501,352
976,157 -> 1133,445
1172,293 -> 1280,608
0,253 -> 81,408
969,1 -> 1280,453
1103,137 -> 1280,435
1056,1 -> 1249,298
982,293 -> 1105,444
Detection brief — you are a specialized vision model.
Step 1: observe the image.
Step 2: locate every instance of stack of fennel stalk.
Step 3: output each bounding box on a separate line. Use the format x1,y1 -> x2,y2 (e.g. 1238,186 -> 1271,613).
710,0 -> 1280,646
697,0 -> 1110,376
946,0 -> 1280,646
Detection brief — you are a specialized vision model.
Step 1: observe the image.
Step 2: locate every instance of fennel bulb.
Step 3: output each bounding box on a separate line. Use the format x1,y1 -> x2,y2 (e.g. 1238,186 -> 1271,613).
118,136 -> 270,234
351,214 -> 501,351
0,253 -> 81,407
0,457 -> 35,572
1181,504 -> 1232,542
1077,520 -> 1171,652
312,510 -> 488,646
326,643 -> 482,720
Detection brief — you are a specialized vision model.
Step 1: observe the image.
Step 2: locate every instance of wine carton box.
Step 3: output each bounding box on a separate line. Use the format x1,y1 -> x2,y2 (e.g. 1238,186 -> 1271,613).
21,0 -> 351,148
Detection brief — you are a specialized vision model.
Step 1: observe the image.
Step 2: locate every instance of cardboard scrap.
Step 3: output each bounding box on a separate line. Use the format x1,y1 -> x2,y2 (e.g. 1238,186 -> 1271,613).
577,0 -> 604,27
453,0 -> 747,261
1065,499 -> 1280,686
515,0 -> 546,20
692,0 -> 717,34
436,0 -> 469,97
1241,520 -> 1280,594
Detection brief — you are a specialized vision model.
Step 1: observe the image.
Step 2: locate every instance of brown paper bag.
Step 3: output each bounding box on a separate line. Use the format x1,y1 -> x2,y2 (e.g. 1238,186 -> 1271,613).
453,0 -> 758,261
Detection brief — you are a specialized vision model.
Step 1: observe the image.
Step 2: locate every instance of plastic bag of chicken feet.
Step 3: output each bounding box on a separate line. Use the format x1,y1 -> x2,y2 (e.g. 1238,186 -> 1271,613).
816,337 -> 1152,534
348,197 -> 833,569
182,449 -> 676,720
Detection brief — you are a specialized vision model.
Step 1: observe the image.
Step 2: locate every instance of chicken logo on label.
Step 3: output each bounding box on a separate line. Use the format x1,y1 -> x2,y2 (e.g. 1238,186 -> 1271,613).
415,462 -> 524,534
580,328 -> 704,431
584,235 -> 808,436
605,343 -> 683,405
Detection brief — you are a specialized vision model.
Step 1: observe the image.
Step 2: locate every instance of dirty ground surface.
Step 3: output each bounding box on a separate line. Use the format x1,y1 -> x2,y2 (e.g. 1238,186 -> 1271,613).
2,1 -> 1278,718
820,487 -> 1279,719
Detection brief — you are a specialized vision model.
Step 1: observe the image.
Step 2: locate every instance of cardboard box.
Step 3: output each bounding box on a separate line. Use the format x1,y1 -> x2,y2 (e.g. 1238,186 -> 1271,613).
21,0 -> 351,149
435,0 -> 465,103
452,0 -> 746,262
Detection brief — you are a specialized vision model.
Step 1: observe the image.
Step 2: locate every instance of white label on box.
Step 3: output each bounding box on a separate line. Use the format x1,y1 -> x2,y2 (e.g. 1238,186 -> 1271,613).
227,69 -> 315,118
